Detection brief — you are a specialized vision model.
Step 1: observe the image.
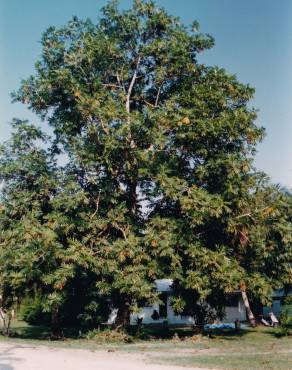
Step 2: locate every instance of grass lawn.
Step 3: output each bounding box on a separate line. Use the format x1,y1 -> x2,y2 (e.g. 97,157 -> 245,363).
0,321 -> 291,369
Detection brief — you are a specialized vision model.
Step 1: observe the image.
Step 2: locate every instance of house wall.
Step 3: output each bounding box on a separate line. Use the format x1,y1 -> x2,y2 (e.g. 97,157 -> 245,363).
223,296 -> 246,322
107,280 -> 247,325
130,297 -> 195,325
130,294 -> 246,325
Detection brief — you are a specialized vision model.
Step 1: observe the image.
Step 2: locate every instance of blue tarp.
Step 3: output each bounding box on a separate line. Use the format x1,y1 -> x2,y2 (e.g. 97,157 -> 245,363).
204,323 -> 248,330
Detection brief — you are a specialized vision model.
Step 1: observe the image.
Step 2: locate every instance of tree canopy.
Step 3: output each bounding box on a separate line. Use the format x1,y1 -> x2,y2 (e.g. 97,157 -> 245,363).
0,0 -> 291,331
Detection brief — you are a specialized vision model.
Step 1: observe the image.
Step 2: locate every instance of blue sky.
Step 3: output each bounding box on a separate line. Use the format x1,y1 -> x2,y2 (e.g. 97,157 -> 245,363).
0,0 -> 291,187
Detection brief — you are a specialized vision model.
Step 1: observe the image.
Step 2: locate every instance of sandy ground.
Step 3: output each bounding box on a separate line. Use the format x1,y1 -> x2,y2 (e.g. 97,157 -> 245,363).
0,342 -> 210,370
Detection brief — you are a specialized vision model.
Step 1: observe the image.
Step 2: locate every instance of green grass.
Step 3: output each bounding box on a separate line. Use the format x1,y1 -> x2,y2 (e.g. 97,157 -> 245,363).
148,327 -> 292,369
0,322 -> 291,369
157,353 -> 292,370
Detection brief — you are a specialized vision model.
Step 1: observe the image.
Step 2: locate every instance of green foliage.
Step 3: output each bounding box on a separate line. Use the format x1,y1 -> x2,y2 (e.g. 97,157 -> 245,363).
277,311 -> 292,336
20,296 -> 51,326
0,0 -> 291,332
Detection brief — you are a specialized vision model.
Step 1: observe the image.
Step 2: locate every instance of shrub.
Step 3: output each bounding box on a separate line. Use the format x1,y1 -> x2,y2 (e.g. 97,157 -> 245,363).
86,328 -> 133,343
20,295 -> 51,326
277,297 -> 292,336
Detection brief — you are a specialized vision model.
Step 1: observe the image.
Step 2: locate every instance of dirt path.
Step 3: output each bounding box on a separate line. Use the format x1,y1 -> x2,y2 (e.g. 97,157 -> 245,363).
0,342 -> 211,370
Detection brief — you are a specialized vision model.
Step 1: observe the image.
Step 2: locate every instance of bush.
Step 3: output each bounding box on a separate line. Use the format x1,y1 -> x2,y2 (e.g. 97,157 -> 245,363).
86,328 -> 133,343
20,296 -> 51,326
277,297 -> 292,336
19,289 -> 110,328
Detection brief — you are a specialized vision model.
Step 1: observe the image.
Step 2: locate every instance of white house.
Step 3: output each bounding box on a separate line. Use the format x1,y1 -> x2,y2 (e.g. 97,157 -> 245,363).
125,279 -> 247,325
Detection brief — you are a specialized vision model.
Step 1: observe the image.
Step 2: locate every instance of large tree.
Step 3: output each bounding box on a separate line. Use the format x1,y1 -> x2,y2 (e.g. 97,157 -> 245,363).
0,0 -> 290,329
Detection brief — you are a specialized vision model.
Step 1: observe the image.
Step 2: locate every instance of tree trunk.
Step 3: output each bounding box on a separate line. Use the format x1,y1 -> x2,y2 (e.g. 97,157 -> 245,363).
50,306 -> 62,339
193,305 -> 206,334
0,294 -> 13,337
193,322 -> 204,334
115,301 -> 131,330
241,289 -> 256,327
0,308 -> 12,337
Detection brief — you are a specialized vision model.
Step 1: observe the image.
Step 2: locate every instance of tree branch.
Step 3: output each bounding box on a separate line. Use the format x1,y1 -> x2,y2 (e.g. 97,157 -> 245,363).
143,99 -> 155,108
99,118 -> 109,135
155,85 -> 162,107
102,83 -> 121,89
116,73 -> 126,94
126,56 -> 141,114
91,191 -> 101,219
113,223 -> 128,241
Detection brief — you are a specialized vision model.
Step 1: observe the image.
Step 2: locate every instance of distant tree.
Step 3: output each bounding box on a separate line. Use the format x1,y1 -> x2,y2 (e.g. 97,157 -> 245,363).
1,0 -> 289,330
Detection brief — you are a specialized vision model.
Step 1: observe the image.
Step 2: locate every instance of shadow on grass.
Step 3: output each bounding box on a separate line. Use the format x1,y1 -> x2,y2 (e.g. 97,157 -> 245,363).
257,325 -> 292,339
203,327 -> 250,340
8,324 -> 84,341
127,324 -> 251,341
208,325 -> 289,341
5,322 -> 272,342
